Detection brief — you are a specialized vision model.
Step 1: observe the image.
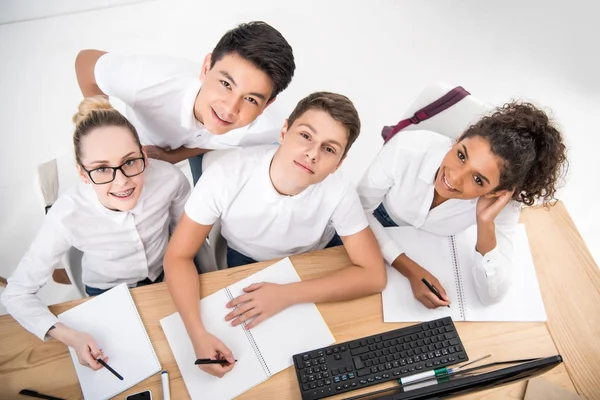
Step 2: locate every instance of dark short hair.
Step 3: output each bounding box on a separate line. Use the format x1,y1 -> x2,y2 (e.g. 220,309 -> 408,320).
287,92 -> 361,157
210,21 -> 295,100
459,101 -> 568,206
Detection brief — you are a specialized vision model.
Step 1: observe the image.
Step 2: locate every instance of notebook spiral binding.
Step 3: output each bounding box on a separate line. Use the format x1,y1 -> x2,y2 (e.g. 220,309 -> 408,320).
224,287 -> 271,379
449,235 -> 467,320
125,286 -> 161,368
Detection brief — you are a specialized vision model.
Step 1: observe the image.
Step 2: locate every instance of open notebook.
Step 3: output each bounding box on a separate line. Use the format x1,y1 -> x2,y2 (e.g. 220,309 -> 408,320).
382,224 -> 547,322
57,283 -> 161,400
160,257 -> 335,400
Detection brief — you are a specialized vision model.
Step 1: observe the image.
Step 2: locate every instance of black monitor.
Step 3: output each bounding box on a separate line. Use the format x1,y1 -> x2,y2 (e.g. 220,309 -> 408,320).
343,355 -> 563,400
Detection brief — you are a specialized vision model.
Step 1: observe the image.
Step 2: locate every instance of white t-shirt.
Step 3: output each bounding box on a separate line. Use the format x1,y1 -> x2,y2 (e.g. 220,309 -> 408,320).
185,145 -> 368,262
94,53 -> 282,150
1,160 -> 190,340
357,130 -> 521,304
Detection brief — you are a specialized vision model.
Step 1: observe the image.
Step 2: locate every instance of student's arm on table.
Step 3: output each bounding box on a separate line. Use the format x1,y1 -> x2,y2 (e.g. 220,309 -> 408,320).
0,211 -> 107,370
164,214 -> 235,378
75,49 -> 108,97
471,192 -> 519,305
226,226 -> 387,329
144,145 -> 211,165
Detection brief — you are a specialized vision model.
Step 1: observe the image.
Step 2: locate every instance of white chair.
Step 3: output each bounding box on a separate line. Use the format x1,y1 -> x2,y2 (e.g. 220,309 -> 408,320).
35,153 -> 88,298
397,82 -> 493,139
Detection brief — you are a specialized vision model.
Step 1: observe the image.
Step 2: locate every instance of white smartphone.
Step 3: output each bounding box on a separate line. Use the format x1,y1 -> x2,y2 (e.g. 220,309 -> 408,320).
126,390 -> 152,400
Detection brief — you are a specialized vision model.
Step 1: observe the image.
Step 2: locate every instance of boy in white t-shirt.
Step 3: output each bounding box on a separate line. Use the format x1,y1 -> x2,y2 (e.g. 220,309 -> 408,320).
75,21 -> 295,183
164,92 -> 386,377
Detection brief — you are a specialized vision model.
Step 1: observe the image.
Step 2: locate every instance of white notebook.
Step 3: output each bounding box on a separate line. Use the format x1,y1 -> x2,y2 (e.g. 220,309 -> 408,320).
382,224 -> 547,322
57,283 -> 161,400
160,257 -> 335,400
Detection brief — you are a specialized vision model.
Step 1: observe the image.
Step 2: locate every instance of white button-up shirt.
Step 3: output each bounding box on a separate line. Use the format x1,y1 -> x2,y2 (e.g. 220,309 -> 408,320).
357,130 -> 520,304
95,53 -> 282,151
1,160 -> 190,340
185,146 -> 368,262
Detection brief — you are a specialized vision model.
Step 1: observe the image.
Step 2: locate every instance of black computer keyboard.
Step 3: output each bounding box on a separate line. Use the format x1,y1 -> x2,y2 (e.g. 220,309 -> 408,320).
292,317 -> 468,400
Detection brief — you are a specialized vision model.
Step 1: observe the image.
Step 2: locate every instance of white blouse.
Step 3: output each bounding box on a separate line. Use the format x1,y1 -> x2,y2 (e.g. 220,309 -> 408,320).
1,160 -> 190,340
357,130 -> 520,305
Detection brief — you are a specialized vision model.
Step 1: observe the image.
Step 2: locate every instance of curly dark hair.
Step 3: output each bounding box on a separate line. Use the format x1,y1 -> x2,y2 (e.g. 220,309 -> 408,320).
459,101 -> 568,206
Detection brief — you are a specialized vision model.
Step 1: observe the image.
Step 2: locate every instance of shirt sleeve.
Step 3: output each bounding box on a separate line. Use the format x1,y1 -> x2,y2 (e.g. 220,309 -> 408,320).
169,167 -> 192,232
357,142 -> 405,264
330,184 -> 369,237
1,211 -> 73,341
470,202 -> 521,304
184,163 -> 226,225
94,53 -> 143,106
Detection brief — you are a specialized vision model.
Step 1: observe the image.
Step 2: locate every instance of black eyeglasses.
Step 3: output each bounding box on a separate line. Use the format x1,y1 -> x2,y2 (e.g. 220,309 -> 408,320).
81,157 -> 146,184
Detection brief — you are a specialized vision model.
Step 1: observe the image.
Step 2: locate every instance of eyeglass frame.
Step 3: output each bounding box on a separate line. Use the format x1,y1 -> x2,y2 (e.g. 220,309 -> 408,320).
80,157 -> 147,185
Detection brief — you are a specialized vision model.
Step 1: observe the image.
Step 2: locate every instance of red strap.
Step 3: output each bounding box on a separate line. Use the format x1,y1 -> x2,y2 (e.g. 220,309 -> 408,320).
382,86 -> 471,144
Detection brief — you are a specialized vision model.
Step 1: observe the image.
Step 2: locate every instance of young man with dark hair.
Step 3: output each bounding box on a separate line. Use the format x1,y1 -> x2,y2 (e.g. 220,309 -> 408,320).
75,21 -> 295,183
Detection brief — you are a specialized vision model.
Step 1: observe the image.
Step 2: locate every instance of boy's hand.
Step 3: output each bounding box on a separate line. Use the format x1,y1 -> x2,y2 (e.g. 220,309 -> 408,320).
143,145 -> 171,162
225,283 -> 292,329
192,331 -> 235,378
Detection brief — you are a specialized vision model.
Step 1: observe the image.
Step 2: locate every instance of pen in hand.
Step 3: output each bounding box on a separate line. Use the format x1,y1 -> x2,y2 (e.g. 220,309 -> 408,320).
421,278 -> 450,308
195,358 -> 238,365
96,358 -> 124,380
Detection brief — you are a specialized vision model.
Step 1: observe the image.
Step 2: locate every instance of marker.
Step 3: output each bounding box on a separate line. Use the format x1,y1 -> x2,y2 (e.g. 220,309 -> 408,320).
161,371 -> 170,400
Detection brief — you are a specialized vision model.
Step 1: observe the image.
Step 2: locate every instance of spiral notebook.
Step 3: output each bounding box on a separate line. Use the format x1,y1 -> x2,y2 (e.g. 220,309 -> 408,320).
160,257 -> 335,400
382,224 -> 547,322
57,283 -> 161,400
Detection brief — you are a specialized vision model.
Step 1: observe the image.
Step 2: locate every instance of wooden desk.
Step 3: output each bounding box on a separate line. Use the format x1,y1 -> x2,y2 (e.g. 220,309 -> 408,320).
0,202 -> 598,399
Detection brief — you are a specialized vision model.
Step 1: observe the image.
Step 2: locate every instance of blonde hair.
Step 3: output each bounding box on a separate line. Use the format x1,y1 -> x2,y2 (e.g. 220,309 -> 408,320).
73,96 -> 142,164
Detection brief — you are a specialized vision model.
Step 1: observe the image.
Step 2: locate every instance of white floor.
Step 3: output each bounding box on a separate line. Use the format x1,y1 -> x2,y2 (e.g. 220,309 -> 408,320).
1,0 -> 599,315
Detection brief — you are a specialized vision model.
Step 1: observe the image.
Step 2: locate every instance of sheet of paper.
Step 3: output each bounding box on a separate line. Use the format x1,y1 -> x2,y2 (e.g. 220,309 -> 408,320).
58,283 -> 161,400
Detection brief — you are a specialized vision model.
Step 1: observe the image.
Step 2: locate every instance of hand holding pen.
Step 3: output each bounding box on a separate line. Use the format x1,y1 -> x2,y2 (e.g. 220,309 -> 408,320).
192,331 -> 236,378
421,278 -> 450,308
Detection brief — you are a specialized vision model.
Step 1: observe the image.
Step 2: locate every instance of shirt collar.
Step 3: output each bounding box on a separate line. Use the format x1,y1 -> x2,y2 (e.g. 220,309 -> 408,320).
418,143 -> 450,185
180,79 -> 204,130
84,183 -> 147,223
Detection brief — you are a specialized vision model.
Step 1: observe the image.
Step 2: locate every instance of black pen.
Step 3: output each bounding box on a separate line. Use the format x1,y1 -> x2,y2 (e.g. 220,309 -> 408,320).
97,358 -> 124,380
421,278 -> 450,308
195,358 -> 238,365
19,389 -> 65,400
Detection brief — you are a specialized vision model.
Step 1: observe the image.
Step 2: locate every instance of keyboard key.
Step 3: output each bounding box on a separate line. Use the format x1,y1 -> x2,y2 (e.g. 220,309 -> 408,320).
348,372 -> 355,379
459,354 -> 467,360
375,350 -> 383,357
302,383 -> 310,391
357,368 -> 370,377
342,374 -> 348,381
385,363 -> 392,370
383,373 -> 390,378
378,365 -> 385,372
394,371 -> 401,376
318,380 -> 324,387
346,366 -> 353,373
326,349 -> 333,355
341,345 -> 347,352
416,365 -> 423,370
365,360 -> 372,367
323,372 -> 329,378
344,383 -> 350,389
319,357 -> 326,363
349,342 -> 360,349
334,354 -> 342,360
325,379 -> 332,385
334,376 -> 341,383
375,375 -> 382,381
332,368 -> 340,375
368,377 -> 374,383
351,382 -> 357,387
375,337 -> 382,343
360,379 -> 367,384
310,382 -> 317,389
333,347 -> 340,353
350,347 -> 369,356
336,385 -> 342,391
353,357 -> 365,370
367,338 -> 375,345
379,357 -> 386,364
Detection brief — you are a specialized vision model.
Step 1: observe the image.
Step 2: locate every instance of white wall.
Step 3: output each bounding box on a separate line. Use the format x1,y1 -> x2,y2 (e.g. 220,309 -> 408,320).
1,0 -> 599,303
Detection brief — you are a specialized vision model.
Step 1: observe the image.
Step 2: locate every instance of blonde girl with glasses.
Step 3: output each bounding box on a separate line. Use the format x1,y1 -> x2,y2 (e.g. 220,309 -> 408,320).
2,96 -> 190,371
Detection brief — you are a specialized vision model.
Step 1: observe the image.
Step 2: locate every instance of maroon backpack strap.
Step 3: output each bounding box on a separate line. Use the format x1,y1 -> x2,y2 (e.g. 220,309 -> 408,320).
381,86 -> 471,144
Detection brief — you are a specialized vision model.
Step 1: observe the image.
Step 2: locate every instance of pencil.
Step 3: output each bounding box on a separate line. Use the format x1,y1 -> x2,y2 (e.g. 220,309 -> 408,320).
97,358 -> 124,380
195,358 -> 238,365
421,278 -> 450,308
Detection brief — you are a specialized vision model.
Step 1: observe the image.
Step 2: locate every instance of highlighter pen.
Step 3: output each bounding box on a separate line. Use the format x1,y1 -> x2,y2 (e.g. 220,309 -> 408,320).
421,278 -> 450,308
399,354 -> 492,386
161,371 -> 171,400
